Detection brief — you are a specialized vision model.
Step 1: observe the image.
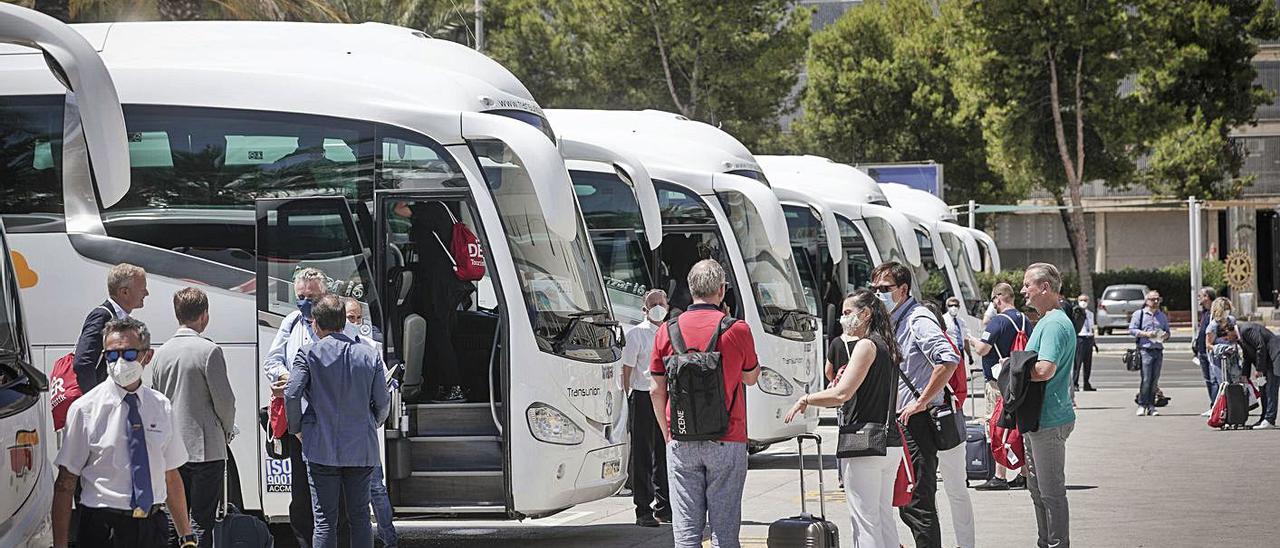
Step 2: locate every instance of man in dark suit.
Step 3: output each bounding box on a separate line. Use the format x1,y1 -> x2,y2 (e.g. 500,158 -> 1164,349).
1231,322 -> 1279,429
72,263 -> 149,392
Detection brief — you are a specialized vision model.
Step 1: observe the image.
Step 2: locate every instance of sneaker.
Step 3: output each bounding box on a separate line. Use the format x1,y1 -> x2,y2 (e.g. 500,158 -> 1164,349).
433,385 -> 466,403
1083,385 -> 1097,392
1253,420 -> 1276,430
1148,407 -> 1160,417
1200,409 -> 1213,417
1008,476 -> 1027,489
636,515 -> 660,528
973,478 -> 1009,491
1136,406 -> 1148,416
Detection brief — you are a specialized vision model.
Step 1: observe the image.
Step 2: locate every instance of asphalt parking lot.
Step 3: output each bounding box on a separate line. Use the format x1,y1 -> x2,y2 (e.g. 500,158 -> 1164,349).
357,352 -> 1280,547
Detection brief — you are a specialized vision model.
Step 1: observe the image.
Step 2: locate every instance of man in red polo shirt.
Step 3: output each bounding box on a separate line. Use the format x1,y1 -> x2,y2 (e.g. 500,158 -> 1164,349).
649,259 -> 760,548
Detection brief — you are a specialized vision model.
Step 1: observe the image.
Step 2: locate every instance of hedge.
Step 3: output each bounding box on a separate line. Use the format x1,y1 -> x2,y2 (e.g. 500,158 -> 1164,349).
976,259 -> 1226,311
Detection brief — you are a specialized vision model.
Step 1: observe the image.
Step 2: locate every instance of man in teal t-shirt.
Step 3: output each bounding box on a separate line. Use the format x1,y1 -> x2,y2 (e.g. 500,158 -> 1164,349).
1019,263 -> 1076,548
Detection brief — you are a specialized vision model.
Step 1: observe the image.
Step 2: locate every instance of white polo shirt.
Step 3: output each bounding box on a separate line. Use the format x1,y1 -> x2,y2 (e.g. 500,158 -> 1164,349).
54,380 -> 189,510
621,321 -> 660,392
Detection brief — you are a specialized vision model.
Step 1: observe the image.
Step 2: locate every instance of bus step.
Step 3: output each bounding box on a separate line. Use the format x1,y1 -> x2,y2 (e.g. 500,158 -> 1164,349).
391,470 -> 505,507
409,436 -> 502,472
406,402 -> 502,437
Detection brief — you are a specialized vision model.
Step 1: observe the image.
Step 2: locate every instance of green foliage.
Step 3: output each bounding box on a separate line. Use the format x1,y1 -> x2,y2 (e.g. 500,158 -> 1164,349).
1131,0 -> 1280,199
485,0 -> 811,150
799,0 -> 1021,210
978,259 -> 1227,311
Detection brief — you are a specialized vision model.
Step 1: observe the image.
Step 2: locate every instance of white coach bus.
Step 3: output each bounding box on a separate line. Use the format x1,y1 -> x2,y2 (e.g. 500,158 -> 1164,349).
0,20 -> 626,521
548,110 -> 822,450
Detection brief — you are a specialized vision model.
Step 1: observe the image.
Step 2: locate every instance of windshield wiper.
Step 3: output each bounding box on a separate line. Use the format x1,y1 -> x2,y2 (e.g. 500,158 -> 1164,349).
551,309 -> 617,354
766,307 -> 814,335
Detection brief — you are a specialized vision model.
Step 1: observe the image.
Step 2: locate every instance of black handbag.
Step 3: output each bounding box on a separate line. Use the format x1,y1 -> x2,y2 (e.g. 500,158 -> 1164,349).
895,365 -> 964,451
837,340 -> 895,457
1125,310 -> 1146,372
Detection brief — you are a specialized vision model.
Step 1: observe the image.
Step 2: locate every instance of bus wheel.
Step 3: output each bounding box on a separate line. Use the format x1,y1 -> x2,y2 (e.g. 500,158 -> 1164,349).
747,441 -> 771,455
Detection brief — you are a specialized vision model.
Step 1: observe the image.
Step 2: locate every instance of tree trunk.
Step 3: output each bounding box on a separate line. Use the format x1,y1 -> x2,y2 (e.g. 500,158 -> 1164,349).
1046,46 -> 1095,301
33,0 -> 69,22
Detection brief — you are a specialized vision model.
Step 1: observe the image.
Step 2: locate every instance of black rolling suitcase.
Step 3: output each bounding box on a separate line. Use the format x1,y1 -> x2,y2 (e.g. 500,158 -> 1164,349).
965,422 -> 994,484
213,464 -> 273,548
1224,382 -> 1249,428
768,433 -> 839,547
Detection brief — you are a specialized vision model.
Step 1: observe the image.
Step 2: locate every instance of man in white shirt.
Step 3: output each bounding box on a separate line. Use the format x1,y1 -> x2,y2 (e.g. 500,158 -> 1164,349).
1073,294 -> 1098,392
53,317 -> 195,548
622,289 -> 672,527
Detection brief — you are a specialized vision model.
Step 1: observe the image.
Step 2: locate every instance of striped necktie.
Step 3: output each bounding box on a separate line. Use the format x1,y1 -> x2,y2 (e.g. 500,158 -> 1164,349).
123,393 -> 154,516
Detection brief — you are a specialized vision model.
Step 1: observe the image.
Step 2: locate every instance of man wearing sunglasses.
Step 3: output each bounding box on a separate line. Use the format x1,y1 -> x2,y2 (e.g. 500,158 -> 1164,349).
870,262 -> 960,548
53,318 -> 197,548
1129,290 -> 1170,416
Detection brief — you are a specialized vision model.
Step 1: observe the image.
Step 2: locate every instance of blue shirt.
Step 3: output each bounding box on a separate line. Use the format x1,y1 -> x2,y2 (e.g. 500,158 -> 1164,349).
1194,307 -> 1211,355
285,333 -> 389,467
891,297 -> 961,411
1205,315 -> 1237,346
1027,309 -> 1077,429
979,308 -> 1028,381
1128,308 -> 1170,350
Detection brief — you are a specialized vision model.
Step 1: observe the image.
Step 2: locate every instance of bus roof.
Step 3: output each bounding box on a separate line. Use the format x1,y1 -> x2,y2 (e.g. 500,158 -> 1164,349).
756,155 -> 889,206
546,109 -> 761,179
878,182 -> 956,221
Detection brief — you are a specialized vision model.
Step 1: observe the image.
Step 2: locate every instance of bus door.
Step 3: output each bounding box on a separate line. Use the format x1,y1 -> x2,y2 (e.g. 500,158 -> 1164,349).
253,196 -> 379,516
372,189 -> 509,514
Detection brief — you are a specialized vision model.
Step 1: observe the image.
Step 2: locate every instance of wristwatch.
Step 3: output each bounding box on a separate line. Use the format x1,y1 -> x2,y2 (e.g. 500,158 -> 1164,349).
179,533 -> 199,548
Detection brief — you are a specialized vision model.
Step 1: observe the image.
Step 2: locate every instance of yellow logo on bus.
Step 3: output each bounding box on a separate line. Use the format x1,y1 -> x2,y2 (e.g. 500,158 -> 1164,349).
10,250 -> 37,288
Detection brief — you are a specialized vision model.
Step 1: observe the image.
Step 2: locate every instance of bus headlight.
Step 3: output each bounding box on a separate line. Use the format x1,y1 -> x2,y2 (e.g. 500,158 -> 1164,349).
756,367 -> 794,397
526,403 -> 585,445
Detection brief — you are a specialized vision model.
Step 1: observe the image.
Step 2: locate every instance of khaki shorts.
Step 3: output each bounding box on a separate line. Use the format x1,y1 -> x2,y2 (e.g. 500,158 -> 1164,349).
985,379 -> 1001,419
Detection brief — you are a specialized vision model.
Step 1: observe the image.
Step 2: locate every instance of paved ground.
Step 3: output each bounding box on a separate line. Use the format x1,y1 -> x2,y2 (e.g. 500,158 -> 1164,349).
378,352 -> 1279,547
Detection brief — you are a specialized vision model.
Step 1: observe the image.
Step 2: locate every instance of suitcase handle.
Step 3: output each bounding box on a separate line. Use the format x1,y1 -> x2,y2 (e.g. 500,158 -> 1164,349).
794,433 -> 827,519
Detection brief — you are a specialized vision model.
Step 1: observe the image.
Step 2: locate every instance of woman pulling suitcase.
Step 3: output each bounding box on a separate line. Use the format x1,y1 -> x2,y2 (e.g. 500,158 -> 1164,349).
785,290 -> 904,548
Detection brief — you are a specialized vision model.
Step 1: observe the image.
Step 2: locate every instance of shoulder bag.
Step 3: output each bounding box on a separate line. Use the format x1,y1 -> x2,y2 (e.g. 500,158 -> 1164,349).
1124,310 -> 1145,372
836,339 -> 895,457
898,314 -> 965,451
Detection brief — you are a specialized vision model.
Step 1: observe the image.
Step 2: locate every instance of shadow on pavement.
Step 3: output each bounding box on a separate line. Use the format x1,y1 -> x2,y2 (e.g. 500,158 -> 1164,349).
1065,485 -> 1098,491
749,453 -> 838,470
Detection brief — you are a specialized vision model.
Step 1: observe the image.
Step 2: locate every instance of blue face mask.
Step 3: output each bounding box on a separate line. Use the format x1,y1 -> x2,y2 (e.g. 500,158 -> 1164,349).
875,291 -> 897,312
296,297 -> 313,320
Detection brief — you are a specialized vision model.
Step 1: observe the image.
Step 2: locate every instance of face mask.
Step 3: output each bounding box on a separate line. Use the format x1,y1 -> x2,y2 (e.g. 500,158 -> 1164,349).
646,305 -> 668,324
108,358 -> 143,387
947,306 -> 960,315
839,313 -> 856,332
297,297 -> 313,320
875,291 -> 896,311
1078,301 -> 1088,308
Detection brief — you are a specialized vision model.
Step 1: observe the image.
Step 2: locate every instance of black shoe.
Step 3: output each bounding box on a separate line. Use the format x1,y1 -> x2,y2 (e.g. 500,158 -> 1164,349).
636,515 -> 660,528
973,478 -> 1009,491
1009,476 -> 1027,489
433,385 -> 466,403
1083,385 -> 1097,392
655,513 -> 672,524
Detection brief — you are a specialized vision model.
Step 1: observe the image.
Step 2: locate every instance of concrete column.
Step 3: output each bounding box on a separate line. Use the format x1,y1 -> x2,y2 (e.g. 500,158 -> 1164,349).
1227,205 -> 1260,316
1094,211 -> 1107,271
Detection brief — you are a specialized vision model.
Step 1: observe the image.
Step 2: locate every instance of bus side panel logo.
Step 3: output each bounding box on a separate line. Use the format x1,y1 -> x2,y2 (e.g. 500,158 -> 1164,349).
265,458 -> 292,492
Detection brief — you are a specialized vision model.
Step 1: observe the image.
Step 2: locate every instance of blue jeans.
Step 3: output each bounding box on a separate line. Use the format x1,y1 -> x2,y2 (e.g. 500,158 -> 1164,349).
667,440 -> 748,548
1138,348 -> 1163,407
308,464 -> 374,548
370,465 -> 397,547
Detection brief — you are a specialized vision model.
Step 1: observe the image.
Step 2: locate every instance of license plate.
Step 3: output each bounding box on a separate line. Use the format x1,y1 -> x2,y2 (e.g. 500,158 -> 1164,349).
602,459 -> 622,480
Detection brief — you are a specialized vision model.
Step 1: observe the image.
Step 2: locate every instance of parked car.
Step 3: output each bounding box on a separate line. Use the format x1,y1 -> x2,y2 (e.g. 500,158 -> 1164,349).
1097,284 -> 1151,335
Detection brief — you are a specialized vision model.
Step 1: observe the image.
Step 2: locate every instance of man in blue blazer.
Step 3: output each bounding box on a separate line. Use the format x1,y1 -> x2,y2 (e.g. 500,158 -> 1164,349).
72,263 -> 149,391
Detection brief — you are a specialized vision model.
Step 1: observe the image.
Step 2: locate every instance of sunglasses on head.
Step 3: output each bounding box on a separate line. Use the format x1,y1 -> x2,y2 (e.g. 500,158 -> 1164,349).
104,349 -> 142,362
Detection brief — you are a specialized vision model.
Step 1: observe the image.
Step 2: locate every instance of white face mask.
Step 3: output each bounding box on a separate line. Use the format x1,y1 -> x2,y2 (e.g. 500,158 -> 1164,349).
646,305 -> 668,324
839,313 -> 855,332
109,358 -> 143,387
875,291 -> 897,311
947,305 -> 960,315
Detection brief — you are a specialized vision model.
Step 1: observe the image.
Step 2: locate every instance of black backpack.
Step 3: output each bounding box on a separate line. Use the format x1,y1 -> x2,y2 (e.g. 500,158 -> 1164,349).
664,315 -> 739,441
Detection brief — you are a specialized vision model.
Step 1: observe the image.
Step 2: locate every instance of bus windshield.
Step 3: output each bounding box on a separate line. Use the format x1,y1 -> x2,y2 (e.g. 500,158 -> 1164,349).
940,232 -> 980,303
782,204 -> 822,316
717,190 -> 811,340
474,140 -> 615,360
571,170 -> 653,325
836,216 -> 874,294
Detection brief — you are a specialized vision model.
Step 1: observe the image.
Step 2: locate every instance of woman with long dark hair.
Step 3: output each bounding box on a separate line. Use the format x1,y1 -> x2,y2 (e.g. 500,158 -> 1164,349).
785,289 -> 902,547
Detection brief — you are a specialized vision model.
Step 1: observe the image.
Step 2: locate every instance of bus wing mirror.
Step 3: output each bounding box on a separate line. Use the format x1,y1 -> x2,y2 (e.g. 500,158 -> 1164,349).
461,112 -> 578,241
558,137 -> 664,251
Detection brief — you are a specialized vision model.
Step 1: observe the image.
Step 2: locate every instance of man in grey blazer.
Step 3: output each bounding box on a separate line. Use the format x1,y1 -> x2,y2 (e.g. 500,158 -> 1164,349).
151,287 -> 235,548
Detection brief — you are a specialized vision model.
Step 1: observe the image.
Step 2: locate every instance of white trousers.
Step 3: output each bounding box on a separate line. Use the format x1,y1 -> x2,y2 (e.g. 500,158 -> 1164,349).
937,442 -> 977,548
838,454 -> 899,548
